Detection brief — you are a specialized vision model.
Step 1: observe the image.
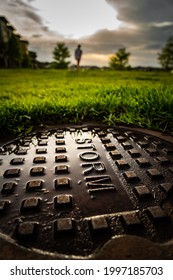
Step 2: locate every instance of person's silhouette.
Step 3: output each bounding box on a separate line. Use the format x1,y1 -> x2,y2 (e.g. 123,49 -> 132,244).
75,45 -> 82,70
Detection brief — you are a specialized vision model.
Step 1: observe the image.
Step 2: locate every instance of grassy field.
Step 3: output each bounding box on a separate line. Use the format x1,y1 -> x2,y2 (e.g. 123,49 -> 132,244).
0,69 -> 173,135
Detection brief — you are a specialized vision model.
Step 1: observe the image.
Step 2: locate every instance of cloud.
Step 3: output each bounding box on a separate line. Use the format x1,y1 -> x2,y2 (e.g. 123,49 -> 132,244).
106,0 -> 173,25
32,34 -> 42,38
24,10 -> 42,24
151,21 -> 173,28
24,0 -> 121,39
0,0 -> 54,36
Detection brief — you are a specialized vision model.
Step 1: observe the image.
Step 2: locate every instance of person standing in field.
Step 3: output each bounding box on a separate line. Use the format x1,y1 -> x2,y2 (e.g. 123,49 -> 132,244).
75,45 -> 82,70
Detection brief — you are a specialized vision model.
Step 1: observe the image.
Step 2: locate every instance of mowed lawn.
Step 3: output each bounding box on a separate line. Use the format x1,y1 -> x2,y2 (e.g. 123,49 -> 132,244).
0,69 -> 173,135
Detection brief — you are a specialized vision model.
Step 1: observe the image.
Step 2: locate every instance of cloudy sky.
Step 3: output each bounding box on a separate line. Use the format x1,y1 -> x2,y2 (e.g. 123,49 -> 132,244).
1,0 -> 173,66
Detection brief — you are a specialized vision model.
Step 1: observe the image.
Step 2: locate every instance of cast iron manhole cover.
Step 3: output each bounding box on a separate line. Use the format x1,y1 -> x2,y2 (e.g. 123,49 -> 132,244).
0,126 -> 173,256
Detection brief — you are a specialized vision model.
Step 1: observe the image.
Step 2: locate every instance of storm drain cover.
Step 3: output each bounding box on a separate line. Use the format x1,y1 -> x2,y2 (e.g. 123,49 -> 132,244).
0,126 -> 173,256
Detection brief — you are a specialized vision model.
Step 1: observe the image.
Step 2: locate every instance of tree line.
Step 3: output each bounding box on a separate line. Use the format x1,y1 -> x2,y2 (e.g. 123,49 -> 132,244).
0,32 -> 37,68
53,36 -> 173,70
1,31 -> 173,70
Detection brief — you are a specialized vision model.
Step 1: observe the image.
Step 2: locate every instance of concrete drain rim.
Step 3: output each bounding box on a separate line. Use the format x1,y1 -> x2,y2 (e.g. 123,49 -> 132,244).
0,125 -> 173,259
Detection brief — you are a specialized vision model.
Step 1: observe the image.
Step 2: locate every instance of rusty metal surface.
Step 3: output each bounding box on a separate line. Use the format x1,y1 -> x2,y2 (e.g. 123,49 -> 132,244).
0,125 -> 173,259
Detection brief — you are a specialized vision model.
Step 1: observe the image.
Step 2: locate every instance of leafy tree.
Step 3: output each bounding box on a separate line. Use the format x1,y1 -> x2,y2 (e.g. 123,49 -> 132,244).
109,48 -> 131,70
0,30 -> 8,67
53,42 -> 70,69
158,36 -> 173,70
7,34 -> 22,67
29,51 -> 37,69
21,53 -> 30,68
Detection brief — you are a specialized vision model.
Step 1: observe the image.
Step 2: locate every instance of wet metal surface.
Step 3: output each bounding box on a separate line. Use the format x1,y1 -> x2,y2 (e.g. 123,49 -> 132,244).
0,126 -> 173,257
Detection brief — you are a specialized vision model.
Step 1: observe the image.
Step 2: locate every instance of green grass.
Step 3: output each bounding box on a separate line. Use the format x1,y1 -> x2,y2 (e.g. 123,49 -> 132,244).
0,69 -> 173,135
